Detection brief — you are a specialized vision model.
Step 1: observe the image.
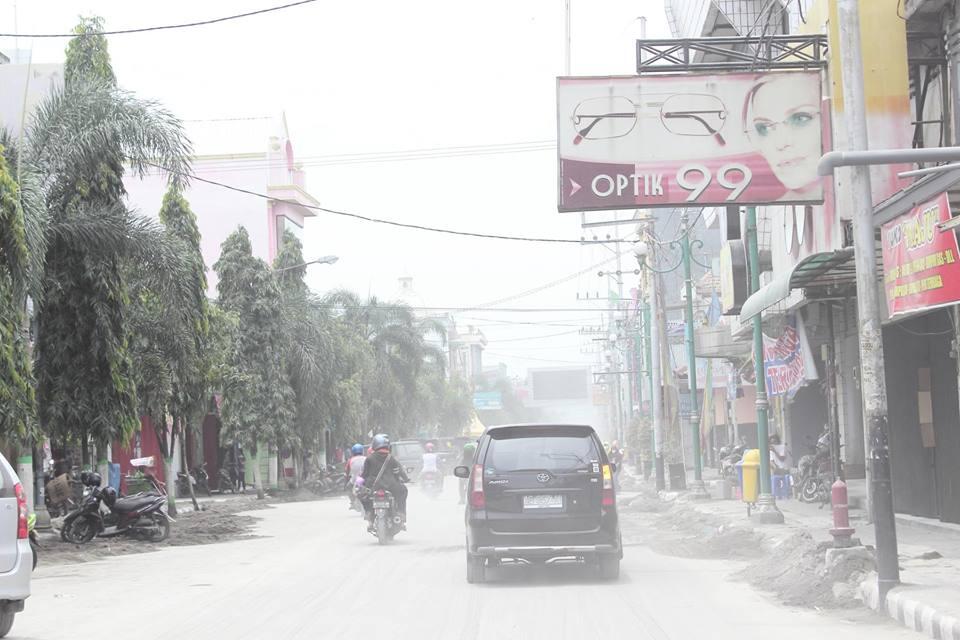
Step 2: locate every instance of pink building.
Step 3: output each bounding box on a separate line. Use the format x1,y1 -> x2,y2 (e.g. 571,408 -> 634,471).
124,114 -> 319,293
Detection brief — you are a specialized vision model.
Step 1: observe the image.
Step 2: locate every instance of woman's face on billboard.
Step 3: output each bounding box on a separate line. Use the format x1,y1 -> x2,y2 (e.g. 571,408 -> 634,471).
748,77 -> 821,193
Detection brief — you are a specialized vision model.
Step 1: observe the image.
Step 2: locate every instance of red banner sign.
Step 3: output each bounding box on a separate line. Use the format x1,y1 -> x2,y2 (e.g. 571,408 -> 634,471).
881,192 -> 960,317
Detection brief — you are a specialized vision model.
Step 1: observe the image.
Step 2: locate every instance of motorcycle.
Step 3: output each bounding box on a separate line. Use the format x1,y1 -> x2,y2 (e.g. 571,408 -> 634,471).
796,430 -> 833,504
719,443 -> 746,481
419,470 -> 443,498
365,487 -> 403,544
217,467 -> 235,493
61,485 -> 173,544
176,464 -> 211,497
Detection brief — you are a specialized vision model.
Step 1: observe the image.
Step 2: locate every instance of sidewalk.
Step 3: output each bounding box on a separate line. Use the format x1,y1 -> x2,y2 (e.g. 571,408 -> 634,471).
675,470 -> 960,640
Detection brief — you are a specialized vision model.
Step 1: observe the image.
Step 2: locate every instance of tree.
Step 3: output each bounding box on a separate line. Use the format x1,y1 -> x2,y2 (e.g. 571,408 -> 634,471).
128,187 -> 209,513
28,16 -> 191,465
0,144 -> 35,441
214,227 -> 293,498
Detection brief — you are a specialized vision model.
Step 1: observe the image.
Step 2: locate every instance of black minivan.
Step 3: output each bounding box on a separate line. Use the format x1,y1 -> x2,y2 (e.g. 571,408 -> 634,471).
454,424 -> 622,583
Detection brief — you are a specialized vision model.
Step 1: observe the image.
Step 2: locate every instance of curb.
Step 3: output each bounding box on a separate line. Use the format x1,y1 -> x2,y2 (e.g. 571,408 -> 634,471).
860,579 -> 960,640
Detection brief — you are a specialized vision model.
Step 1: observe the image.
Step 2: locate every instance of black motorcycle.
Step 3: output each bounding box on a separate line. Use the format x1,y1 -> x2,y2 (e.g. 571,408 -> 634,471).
62,485 -> 173,544
176,464 -> 211,497
366,488 -> 403,544
719,443 -> 746,481
796,430 -> 833,504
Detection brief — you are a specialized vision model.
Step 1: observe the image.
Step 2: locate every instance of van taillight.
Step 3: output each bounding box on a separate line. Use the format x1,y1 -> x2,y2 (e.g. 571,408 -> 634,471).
14,483 -> 28,539
601,464 -> 614,507
470,464 -> 485,508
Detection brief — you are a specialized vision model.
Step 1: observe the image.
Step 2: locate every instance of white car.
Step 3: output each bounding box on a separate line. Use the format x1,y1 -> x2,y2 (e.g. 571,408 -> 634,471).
0,454 -> 31,637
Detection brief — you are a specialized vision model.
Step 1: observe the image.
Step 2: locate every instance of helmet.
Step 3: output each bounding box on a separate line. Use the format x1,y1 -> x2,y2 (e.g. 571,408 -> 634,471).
84,472 -> 103,487
425,442 -> 435,452
101,486 -> 118,508
351,444 -> 364,456
372,433 -> 390,451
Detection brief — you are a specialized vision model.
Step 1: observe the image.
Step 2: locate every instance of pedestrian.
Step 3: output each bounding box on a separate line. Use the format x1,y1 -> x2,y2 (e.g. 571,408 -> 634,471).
235,445 -> 247,493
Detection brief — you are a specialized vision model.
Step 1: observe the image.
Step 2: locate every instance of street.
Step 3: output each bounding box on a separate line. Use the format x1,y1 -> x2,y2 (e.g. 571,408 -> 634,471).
16,487 -> 917,640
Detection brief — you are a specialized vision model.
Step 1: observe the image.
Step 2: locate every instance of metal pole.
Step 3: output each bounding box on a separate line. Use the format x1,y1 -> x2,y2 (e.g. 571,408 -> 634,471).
745,206 -> 783,523
644,290 -> 656,481
647,236 -> 666,491
825,302 -> 843,482
564,0 -> 572,75
682,210 -> 708,498
837,0 -> 899,598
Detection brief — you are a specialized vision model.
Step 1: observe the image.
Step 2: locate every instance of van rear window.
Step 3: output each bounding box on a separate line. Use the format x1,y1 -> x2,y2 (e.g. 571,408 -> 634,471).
486,432 -> 599,472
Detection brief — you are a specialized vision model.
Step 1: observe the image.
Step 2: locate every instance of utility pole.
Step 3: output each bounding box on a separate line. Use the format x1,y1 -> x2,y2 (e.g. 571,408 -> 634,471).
745,206 -> 783,524
837,0 -> 899,597
640,227 -> 666,491
681,210 -> 709,498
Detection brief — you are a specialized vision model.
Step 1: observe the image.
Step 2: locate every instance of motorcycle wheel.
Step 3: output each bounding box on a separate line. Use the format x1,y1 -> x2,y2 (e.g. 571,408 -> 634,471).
145,513 -> 171,542
799,478 -> 822,503
376,515 -> 389,545
64,516 -> 97,544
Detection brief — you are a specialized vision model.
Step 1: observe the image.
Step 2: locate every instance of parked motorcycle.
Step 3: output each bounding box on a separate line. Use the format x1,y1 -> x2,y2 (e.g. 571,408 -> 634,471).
365,487 -> 403,544
796,429 -> 833,504
719,443 -> 746,482
61,484 -> 173,544
176,464 -> 211,497
217,467 -> 235,494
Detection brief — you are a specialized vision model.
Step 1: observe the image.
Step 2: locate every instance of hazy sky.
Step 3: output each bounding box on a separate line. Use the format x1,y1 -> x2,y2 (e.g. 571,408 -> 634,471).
1,0 -> 671,378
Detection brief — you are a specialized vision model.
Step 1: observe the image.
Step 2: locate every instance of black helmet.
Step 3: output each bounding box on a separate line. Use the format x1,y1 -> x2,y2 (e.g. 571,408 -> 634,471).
101,486 -> 118,508
84,472 -> 103,487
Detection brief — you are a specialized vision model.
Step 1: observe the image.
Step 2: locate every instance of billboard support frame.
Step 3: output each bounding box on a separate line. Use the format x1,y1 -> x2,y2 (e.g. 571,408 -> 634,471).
636,35 -> 828,74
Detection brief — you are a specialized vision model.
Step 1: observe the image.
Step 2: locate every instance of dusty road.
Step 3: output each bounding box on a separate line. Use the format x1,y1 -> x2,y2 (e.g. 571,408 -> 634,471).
15,485 -> 916,640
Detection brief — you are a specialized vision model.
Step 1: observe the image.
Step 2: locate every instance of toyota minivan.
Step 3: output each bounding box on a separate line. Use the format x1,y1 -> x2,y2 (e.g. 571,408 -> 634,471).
454,424 -> 622,583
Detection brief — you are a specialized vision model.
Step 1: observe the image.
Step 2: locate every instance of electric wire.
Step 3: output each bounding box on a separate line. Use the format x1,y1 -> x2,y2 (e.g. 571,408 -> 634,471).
146,162 -> 597,245
0,0 -> 320,38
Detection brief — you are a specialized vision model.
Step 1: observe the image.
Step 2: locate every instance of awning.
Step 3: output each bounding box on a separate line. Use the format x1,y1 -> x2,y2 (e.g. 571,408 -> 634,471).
739,249 -> 855,322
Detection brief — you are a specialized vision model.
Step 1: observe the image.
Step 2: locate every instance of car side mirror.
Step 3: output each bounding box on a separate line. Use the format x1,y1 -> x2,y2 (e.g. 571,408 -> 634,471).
454,465 -> 470,479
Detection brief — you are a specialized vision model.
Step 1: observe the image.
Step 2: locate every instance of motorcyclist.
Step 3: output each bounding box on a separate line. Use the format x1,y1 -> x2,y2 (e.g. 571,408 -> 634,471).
420,442 -> 442,489
458,441 -> 477,505
344,443 -> 366,511
360,434 -> 410,529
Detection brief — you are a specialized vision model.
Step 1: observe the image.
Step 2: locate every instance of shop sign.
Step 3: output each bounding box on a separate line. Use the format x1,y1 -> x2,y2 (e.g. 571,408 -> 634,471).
762,314 -> 817,399
881,192 -> 960,317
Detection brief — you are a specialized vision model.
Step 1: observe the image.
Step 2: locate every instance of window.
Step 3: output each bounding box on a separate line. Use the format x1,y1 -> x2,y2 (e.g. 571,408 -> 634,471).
487,430 -> 599,472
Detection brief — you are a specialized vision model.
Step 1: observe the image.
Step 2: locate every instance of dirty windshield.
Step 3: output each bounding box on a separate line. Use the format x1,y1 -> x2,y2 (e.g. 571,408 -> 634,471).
1,1 -> 956,639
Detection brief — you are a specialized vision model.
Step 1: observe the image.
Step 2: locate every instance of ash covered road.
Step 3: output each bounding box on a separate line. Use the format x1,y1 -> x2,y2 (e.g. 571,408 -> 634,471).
15,486 -> 916,640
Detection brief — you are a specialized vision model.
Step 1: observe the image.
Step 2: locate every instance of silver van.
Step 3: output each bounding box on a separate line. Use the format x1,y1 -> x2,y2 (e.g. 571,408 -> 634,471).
0,453 -> 31,637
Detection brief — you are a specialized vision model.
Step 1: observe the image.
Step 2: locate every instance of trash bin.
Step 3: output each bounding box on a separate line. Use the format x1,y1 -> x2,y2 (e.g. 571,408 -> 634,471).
772,473 -> 792,499
739,449 -> 760,505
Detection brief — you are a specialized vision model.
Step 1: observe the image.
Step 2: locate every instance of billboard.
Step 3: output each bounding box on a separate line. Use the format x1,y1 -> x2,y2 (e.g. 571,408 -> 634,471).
557,71 -> 824,211
472,391 -> 503,411
881,192 -> 960,317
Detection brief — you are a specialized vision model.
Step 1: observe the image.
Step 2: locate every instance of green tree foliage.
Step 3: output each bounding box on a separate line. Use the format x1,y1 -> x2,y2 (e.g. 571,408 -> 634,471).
27,16 -> 191,461
0,145 -> 35,440
214,227 -> 294,498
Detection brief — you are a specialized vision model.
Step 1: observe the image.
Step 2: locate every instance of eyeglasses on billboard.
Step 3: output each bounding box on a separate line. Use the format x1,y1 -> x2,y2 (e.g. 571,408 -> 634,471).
571,93 -> 728,146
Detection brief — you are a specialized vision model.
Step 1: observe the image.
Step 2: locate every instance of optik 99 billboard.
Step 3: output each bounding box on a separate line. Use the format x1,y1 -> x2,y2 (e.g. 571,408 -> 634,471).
557,71 -> 825,211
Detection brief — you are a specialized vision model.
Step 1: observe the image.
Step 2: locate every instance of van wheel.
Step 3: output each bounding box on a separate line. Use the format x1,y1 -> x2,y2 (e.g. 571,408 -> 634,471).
599,554 -> 620,580
466,554 -> 486,584
0,611 -> 15,637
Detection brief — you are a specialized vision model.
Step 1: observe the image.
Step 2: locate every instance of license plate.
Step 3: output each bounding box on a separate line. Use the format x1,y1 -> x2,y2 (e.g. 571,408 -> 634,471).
372,501 -> 391,508
523,494 -> 563,510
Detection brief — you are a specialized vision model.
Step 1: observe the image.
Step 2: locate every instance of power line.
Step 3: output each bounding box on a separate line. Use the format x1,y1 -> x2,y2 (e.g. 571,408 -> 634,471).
473,254 -> 624,309
484,351 -> 590,365
147,162 -> 603,245
325,304 -> 627,313
0,0 -> 320,38
485,329 -> 581,343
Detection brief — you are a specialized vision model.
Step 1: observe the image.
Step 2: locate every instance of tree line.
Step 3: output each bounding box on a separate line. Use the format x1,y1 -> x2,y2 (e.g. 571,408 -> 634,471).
0,16 -> 473,505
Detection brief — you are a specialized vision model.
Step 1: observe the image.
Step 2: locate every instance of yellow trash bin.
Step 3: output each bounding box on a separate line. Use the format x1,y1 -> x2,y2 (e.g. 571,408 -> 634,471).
739,449 -> 761,506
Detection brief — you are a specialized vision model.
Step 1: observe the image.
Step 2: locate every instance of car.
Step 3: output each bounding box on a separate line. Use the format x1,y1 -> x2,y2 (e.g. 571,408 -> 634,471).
0,453 -> 31,637
391,440 -> 426,480
455,423 -> 622,584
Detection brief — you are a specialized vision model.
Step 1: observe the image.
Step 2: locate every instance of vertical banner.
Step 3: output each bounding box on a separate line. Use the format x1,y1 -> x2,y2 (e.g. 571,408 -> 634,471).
881,192 -> 960,316
762,314 -> 818,399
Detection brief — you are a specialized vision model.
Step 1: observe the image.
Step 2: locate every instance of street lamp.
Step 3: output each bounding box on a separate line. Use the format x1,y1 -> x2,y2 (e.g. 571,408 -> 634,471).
633,210 -> 710,499
275,255 -> 339,272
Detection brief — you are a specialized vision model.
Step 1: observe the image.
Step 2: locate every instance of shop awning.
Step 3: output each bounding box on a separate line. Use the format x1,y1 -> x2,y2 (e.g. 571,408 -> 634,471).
739,249 -> 855,322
